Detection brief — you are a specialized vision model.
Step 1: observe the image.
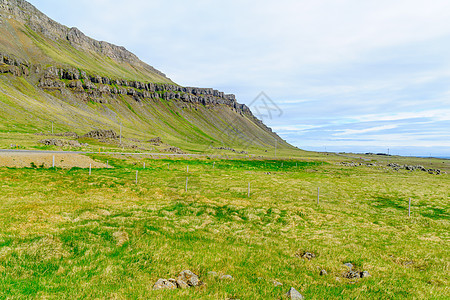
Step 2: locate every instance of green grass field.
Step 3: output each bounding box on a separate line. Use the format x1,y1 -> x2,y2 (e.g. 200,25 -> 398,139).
0,154 -> 448,299
1,6 -> 448,298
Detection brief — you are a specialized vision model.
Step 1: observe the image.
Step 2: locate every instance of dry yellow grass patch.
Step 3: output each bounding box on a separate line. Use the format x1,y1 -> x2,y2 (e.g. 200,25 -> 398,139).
0,152 -> 107,168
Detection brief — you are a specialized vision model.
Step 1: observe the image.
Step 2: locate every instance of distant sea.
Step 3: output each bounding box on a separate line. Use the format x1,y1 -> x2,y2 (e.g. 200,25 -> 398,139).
417,156 -> 450,160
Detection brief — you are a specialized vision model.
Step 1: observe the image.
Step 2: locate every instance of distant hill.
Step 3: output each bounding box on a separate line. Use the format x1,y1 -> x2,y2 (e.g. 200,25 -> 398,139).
0,0 -> 293,153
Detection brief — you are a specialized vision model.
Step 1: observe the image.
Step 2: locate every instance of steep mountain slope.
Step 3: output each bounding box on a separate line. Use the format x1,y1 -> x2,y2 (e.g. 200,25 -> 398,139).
0,0 -> 293,154
0,0 -> 171,82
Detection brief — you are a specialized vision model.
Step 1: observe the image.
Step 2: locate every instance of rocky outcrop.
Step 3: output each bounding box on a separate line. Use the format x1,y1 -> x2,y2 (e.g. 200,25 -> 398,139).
1,45 -> 251,112
0,0 -> 254,115
39,139 -> 87,147
82,129 -> 119,140
0,0 -> 167,78
38,66 -> 65,89
0,52 -> 29,76
163,146 -> 184,154
148,137 -> 163,145
1,52 -> 255,120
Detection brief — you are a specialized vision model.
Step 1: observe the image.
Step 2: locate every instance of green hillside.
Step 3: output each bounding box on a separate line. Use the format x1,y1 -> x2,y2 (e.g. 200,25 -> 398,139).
0,0 -> 292,155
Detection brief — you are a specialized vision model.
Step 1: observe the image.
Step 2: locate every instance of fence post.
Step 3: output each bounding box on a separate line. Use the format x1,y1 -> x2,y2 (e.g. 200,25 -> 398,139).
52,155 -> 55,168
248,182 -> 251,197
136,170 -> 138,184
89,164 -> 91,176
317,187 -> 320,204
408,198 -> 411,217
187,165 -> 189,173
185,177 -> 188,192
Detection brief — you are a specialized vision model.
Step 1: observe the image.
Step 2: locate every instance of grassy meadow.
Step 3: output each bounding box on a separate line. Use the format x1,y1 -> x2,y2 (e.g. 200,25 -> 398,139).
0,153 -> 448,299
1,6 -> 448,299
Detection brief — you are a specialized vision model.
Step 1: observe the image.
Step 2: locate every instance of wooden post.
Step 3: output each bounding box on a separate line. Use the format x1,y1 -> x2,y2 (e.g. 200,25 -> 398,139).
185,177 -> 188,192
52,155 -> 55,168
106,160 -> 108,168
408,198 -> 411,217
248,182 -> 251,197
187,165 -> 189,173
89,164 -> 91,176
136,170 -> 138,184
317,187 -> 320,204
143,162 -> 146,169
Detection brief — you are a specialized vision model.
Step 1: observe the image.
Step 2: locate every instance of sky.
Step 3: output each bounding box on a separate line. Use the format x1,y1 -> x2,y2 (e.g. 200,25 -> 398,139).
28,0 -> 450,156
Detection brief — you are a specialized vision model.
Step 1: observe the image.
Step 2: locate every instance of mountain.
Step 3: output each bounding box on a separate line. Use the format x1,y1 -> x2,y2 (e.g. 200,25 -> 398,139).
0,0 -> 293,154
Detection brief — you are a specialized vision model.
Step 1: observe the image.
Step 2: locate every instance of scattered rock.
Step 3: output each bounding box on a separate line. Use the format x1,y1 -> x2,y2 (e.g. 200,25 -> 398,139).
286,287 -> 304,299
148,137 -> 162,145
360,271 -> 371,278
344,270 -> 360,279
220,274 -> 234,280
343,263 -> 354,269
153,270 -> 202,291
153,278 -> 177,290
39,139 -> 86,147
300,252 -> 316,260
176,279 -> 189,289
163,146 -> 184,154
212,146 -> 248,155
320,269 -> 328,276
83,129 -> 119,140
341,161 -> 443,175
39,139 -> 64,147
177,270 -> 202,287
272,280 -> 283,287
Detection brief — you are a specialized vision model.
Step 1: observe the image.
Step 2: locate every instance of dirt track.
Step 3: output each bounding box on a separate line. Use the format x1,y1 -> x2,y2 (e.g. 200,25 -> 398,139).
0,152 -> 107,168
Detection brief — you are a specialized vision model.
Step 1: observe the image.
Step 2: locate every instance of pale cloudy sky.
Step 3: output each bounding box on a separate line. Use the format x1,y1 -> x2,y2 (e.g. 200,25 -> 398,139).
28,0 -> 450,156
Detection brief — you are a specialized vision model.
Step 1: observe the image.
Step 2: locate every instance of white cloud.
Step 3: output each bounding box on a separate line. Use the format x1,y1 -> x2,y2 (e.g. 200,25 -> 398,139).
333,125 -> 398,136
352,109 -> 450,123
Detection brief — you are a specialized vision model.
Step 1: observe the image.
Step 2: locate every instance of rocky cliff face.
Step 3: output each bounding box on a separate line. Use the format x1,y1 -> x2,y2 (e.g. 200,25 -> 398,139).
0,53 -> 251,115
0,0 -> 276,136
0,0 -> 166,78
